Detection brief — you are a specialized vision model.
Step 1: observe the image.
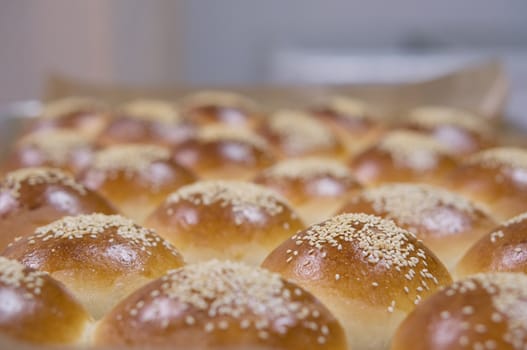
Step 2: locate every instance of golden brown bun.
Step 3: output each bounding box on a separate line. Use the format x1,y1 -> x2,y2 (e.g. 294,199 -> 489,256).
337,183 -> 497,269
0,257 -> 91,345
349,130 -> 458,186
259,110 -> 346,159
80,144 -> 197,223
456,213 -> 527,277
145,180 -> 305,265
443,147 -> 527,221
391,273 -> 527,350
262,213 -> 452,350
181,91 -> 263,129
98,99 -> 196,147
311,96 -> 385,154
2,213 -> 184,319
28,97 -> 110,138
4,129 -> 95,175
172,128 -> 276,180
254,158 -> 363,225
0,167 -> 117,250
95,260 -> 346,350
402,106 -> 495,156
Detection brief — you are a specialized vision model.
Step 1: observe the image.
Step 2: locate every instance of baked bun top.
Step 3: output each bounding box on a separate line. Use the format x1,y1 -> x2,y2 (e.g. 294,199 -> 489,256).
0,167 -> 117,249
81,144 -> 196,191
3,213 -> 184,283
312,96 -> 378,128
181,91 -> 261,126
262,213 -> 452,313
0,257 -> 90,344
7,129 -> 94,174
391,273 -> 527,350
120,99 -> 182,124
95,260 -> 346,349
261,110 -> 343,158
338,183 -> 495,239
349,130 -> 457,184
456,213 -> 527,275
254,157 -> 362,204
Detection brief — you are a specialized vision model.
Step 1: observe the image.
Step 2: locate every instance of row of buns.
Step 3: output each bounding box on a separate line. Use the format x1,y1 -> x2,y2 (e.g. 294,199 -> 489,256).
0,93 -> 526,349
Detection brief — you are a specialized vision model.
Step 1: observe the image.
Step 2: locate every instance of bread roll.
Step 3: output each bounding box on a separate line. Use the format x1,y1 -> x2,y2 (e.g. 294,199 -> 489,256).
29,97 -> 110,138
0,167 -> 116,250
444,147 -> 527,220
181,91 -> 263,129
259,110 -> 346,159
172,128 -> 275,180
80,144 -> 197,222
4,129 -> 95,175
145,180 -> 304,265
402,106 -> 495,156
456,212 -> 527,277
337,183 -> 497,269
98,99 -> 196,147
2,213 -> 184,319
262,213 -> 452,350
391,273 -> 527,350
311,96 -> 385,154
254,157 -> 363,225
0,257 -> 91,345
95,260 -> 346,350
349,130 -> 457,186
262,214 -> 451,349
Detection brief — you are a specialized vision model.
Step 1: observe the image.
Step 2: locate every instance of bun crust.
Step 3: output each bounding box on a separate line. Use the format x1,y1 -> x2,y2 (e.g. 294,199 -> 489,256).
349,131 -> 457,185
2,214 -> 184,319
145,180 -> 304,265
259,110 -> 345,159
0,257 -> 91,345
391,273 -> 527,350
444,147 -> 527,220
262,213 -> 452,349
337,183 -> 497,268
80,144 -> 197,222
95,260 -> 346,350
254,158 -> 363,224
172,128 -> 275,180
456,213 -> 527,277
0,167 -> 117,250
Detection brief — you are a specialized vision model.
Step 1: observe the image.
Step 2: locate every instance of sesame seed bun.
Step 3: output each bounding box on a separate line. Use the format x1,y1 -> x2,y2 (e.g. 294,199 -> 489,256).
94,260 -> 347,350
254,158 -> 363,225
0,257 -> 91,345
444,147 -> 527,221
79,144 -> 197,223
2,214 -> 184,319
311,96 -> 385,154
145,180 -> 305,265
29,97 -> 110,138
181,91 -> 263,129
337,183 -> 497,269
391,273 -> 527,350
349,130 -> 458,186
5,129 -> 96,175
172,128 -> 276,180
402,106 -> 495,156
259,110 -> 346,159
0,167 -> 117,250
98,99 -> 196,147
262,213 -> 452,350
456,213 -> 527,277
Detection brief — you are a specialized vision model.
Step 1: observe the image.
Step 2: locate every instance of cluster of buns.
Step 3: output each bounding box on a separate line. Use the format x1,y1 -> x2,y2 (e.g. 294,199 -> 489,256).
0,93 -> 526,350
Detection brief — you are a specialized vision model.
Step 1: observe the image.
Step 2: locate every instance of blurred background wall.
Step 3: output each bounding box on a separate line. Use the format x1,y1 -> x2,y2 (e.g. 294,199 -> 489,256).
1,0 -> 526,112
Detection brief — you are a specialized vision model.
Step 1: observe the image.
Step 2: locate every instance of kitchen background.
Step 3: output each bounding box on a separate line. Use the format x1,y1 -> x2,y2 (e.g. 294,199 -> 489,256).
1,0 -> 526,124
